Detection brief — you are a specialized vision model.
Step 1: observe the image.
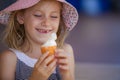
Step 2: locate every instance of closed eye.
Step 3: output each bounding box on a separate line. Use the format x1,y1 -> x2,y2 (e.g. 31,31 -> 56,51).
51,16 -> 58,18
34,15 -> 42,17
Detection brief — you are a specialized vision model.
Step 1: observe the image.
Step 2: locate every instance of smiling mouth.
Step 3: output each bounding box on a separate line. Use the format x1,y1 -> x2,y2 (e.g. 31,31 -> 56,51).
36,29 -> 52,33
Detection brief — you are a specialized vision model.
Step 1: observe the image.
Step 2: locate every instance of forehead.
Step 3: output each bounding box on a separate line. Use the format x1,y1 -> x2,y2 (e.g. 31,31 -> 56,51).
26,0 -> 62,12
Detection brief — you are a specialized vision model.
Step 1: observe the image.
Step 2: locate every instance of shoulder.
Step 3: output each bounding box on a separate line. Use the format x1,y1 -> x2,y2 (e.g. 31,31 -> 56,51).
0,50 -> 17,59
0,50 -> 17,66
0,50 -> 17,79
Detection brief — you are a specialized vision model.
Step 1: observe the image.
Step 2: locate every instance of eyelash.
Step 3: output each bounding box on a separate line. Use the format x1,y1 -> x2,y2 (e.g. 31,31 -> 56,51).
34,15 -> 42,17
34,15 -> 58,19
51,16 -> 58,18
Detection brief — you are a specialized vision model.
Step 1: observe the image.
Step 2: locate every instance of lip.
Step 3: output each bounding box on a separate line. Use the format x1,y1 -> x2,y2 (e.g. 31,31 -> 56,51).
36,28 -> 52,34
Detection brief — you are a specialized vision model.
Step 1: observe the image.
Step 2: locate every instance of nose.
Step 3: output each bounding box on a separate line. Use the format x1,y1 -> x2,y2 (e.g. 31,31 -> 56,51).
41,17 -> 50,27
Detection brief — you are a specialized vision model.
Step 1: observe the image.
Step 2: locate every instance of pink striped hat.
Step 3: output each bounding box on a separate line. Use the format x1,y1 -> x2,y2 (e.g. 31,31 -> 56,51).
0,0 -> 79,31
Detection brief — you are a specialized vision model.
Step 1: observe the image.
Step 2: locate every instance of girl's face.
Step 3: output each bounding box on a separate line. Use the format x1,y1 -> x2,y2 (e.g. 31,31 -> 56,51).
17,0 -> 61,45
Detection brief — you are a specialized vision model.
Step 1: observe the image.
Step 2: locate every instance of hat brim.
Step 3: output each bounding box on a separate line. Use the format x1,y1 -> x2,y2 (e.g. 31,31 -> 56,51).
1,0 -> 79,31
3,0 -> 40,12
60,0 -> 79,31
0,0 -> 17,11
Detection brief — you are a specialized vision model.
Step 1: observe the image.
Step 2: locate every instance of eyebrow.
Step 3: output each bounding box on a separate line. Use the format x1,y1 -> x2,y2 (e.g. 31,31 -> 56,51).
34,9 -> 60,13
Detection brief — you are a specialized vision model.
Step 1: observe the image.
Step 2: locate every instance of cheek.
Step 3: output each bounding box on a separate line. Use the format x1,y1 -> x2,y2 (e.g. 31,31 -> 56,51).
53,20 -> 60,32
24,18 -> 39,28
23,14 -> 40,27
54,24 -> 59,33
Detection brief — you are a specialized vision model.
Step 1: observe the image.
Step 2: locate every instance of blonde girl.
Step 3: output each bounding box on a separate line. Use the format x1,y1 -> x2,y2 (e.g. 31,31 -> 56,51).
0,0 -> 78,80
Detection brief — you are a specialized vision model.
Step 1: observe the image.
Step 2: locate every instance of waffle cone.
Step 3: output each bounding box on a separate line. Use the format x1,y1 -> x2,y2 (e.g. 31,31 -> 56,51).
41,46 -> 56,56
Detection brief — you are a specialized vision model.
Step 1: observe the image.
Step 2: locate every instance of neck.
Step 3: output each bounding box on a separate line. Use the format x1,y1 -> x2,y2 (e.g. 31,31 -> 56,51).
20,39 -> 43,59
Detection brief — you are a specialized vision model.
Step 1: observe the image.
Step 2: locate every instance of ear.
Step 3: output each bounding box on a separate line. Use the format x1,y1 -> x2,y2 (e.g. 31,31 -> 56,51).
16,12 -> 24,24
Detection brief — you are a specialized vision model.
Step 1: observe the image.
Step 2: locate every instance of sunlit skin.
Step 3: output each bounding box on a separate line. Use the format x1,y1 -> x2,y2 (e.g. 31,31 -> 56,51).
0,0 -> 75,80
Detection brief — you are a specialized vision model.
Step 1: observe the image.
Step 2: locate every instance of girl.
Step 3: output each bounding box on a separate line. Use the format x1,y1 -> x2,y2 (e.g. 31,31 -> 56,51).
0,0 -> 78,80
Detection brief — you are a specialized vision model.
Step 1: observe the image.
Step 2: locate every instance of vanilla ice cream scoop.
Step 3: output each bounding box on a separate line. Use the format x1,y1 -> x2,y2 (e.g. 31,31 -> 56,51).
41,33 -> 57,56
42,33 -> 57,47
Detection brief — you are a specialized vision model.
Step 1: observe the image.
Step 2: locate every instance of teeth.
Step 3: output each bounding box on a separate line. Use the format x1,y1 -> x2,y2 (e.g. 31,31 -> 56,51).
37,29 -> 50,33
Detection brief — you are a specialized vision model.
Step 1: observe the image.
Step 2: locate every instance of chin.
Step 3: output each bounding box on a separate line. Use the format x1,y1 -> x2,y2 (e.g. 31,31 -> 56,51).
37,38 -> 48,44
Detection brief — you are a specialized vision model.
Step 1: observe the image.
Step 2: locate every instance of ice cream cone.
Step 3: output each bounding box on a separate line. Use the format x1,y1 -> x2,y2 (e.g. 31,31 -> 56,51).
41,33 -> 57,56
41,46 -> 56,56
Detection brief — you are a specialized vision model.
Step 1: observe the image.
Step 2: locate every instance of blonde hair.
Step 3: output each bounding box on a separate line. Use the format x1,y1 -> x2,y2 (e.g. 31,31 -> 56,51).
3,2 -> 69,50
56,15 -> 69,48
3,10 -> 25,50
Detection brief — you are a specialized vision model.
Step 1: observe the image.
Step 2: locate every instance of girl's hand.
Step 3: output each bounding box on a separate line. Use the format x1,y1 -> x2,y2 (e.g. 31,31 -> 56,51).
29,52 -> 57,80
55,45 -> 75,80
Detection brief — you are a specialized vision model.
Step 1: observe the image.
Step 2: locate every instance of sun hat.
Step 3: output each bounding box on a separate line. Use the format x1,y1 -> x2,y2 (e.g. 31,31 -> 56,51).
0,0 -> 17,11
0,0 -> 79,31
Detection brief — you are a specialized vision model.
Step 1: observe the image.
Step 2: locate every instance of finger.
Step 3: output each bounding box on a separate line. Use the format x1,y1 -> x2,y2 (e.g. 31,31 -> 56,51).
35,52 -> 49,67
41,55 -> 55,66
50,65 -> 56,74
55,49 -> 68,58
47,59 -> 57,72
59,65 -> 69,70
55,52 -> 68,59
58,58 -> 68,65
47,64 -> 56,76
55,49 -> 64,53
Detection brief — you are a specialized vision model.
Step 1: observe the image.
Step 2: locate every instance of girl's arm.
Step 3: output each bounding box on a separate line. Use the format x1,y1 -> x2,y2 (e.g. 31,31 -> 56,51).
55,43 -> 75,80
0,50 -> 17,80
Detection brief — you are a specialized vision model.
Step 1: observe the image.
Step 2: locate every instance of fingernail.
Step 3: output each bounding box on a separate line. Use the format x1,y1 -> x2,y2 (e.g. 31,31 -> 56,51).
54,53 -> 57,56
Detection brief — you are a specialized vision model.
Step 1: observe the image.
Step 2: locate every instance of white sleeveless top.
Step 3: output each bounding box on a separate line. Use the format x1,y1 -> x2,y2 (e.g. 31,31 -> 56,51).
9,48 -> 61,80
